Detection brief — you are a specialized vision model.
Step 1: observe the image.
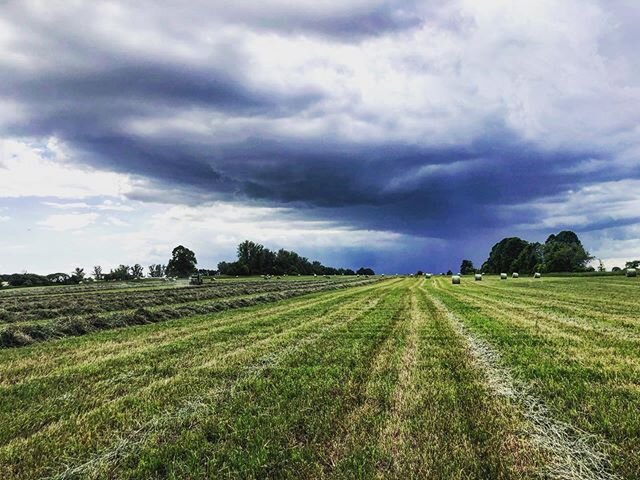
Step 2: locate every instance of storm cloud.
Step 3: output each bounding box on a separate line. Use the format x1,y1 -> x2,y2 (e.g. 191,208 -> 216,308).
2,0 -> 640,271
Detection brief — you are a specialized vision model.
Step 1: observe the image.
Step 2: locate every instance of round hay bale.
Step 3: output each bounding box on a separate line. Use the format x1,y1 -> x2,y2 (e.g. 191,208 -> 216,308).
452,275 -> 461,284
626,268 -> 637,277
500,273 -> 507,280
474,274 -> 482,281
512,272 -> 519,278
425,273 -> 432,279
534,272 -> 541,278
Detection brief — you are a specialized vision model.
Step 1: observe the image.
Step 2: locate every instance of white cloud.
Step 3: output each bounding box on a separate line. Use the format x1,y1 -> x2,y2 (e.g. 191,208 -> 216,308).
512,179 -> 640,231
104,216 -> 129,227
506,179 -> 640,268
94,201 -> 412,269
38,213 -> 100,231
0,138 -> 134,199
583,224 -> 640,269
1,1 -> 640,272
43,200 -> 134,211
105,0 -> 640,176
0,216 -> 9,222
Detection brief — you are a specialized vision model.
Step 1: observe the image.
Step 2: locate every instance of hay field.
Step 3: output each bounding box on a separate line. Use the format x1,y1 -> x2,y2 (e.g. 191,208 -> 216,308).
0,275 -> 638,478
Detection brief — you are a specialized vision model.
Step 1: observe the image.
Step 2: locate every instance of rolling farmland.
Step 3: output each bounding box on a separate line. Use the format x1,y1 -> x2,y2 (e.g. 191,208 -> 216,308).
0,275 -> 638,478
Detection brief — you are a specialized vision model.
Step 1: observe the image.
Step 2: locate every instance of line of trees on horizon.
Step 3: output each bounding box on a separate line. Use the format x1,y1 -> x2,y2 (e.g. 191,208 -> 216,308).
0,245 -> 199,287
0,242 -> 376,288
455,230 -> 638,275
218,240 -> 375,277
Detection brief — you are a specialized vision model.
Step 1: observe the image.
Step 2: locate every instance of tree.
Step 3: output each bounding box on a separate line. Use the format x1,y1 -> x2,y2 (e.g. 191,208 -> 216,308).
481,231 -> 590,274
8,273 -> 50,287
543,231 -> 592,272
148,264 -> 166,278
131,264 -> 144,279
597,259 -> 606,272
481,237 -> 529,273
625,260 -> 640,270
105,265 -> 131,281
166,245 -> 198,278
237,240 -> 266,275
459,260 -> 475,275
197,268 -> 217,276
511,242 -> 543,274
356,267 -> 375,276
92,266 -> 103,280
71,267 -> 85,283
446,269 -> 453,276
218,240 -> 352,276
47,273 -> 70,284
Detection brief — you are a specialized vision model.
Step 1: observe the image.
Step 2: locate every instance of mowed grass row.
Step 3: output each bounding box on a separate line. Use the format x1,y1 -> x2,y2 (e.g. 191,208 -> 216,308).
461,275 -> 640,320
0,278 -> 365,318
0,276 -> 371,301
0,278 -> 543,479
426,275 -> 640,479
0,279 -> 173,298
0,277 -> 381,348
0,280 -> 399,478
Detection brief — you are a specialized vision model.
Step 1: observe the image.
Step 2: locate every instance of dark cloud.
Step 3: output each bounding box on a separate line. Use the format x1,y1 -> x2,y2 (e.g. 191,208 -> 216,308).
2,0 -> 640,271
0,58 -> 617,239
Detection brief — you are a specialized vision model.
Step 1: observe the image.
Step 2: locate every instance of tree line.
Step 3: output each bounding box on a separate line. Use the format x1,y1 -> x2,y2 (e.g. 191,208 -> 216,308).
0,245 -> 198,287
0,242 -> 376,287
457,230 -> 612,275
218,240 -> 375,276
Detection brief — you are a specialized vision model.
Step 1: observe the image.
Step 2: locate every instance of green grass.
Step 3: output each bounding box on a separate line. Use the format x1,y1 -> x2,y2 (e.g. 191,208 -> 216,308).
0,275 -> 638,478
0,277 -> 380,347
425,274 -> 640,478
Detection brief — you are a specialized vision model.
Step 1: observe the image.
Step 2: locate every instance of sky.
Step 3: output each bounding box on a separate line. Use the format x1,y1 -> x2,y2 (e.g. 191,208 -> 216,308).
1,0 -> 640,274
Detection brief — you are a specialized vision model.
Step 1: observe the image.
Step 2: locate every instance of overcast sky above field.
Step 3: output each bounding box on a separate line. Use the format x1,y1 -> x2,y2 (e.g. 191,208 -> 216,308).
1,0 -> 640,274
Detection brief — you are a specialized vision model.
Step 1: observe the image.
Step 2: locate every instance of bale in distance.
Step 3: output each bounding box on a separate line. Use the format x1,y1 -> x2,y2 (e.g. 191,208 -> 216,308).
512,272 -> 519,278
474,274 -> 482,281
534,272 -> 541,278
425,273 -> 432,279
627,268 -> 637,277
452,275 -> 461,284
500,273 -> 507,280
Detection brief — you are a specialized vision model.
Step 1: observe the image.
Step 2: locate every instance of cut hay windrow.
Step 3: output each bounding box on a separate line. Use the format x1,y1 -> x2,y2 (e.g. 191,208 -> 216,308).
0,279 -> 350,322
1,277 -> 637,478
0,282 -> 404,479
0,277 -> 383,348
425,292 -> 620,480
